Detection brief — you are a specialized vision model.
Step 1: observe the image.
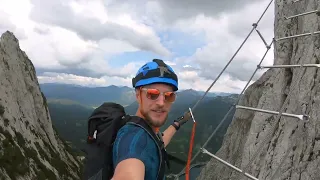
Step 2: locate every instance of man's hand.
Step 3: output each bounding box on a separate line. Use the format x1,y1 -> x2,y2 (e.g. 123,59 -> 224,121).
162,111 -> 193,147
174,111 -> 192,128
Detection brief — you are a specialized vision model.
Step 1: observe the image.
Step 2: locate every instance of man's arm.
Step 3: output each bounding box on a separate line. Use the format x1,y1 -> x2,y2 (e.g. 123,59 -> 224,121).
112,158 -> 145,180
162,122 -> 179,147
162,111 -> 191,147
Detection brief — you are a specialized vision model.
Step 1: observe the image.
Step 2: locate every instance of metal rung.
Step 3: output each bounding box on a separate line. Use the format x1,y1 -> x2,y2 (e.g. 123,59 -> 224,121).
201,148 -> 259,180
275,31 -> 320,41
255,29 -> 268,48
236,105 -> 310,121
293,0 -> 303,2
258,64 -> 320,69
285,10 -> 320,19
189,107 -> 196,122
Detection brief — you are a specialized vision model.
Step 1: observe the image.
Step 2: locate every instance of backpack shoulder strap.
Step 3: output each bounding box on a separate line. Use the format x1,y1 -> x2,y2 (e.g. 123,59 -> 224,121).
126,116 -> 169,180
127,116 -> 163,147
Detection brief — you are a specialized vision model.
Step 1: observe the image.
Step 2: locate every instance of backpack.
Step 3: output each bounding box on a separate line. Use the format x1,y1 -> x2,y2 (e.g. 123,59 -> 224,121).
81,102 -> 169,180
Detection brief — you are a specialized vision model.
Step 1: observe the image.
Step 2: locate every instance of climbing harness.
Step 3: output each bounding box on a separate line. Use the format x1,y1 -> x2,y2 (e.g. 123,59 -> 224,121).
166,0 -> 320,179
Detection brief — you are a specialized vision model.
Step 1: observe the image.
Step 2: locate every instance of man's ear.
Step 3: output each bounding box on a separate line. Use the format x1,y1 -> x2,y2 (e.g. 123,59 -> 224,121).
135,88 -> 141,104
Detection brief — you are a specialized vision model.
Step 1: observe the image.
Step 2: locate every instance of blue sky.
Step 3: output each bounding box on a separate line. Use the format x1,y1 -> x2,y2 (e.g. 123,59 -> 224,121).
108,29 -> 207,68
0,0 -> 275,93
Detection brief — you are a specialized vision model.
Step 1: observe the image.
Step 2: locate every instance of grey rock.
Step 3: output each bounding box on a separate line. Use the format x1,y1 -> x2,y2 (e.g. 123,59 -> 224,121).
197,0 -> 320,180
0,31 -> 81,179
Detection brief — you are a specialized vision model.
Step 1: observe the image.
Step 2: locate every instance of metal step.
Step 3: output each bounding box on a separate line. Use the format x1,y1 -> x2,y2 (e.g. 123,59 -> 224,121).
201,148 -> 259,180
275,31 -> 320,41
255,29 -> 269,48
258,64 -> 320,69
189,107 -> 196,122
236,105 -> 310,121
285,9 -> 320,19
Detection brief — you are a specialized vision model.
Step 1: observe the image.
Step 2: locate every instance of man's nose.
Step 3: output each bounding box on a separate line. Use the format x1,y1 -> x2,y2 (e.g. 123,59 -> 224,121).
156,94 -> 165,106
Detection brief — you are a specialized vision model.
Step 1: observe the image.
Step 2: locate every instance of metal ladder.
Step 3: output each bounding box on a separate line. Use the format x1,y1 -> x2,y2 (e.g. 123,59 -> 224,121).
167,0 -> 320,179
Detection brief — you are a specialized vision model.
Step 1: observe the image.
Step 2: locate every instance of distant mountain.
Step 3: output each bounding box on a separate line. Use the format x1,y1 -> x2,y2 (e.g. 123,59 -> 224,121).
40,83 -> 233,108
197,90 -> 233,97
40,83 -> 136,107
47,102 -> 93,151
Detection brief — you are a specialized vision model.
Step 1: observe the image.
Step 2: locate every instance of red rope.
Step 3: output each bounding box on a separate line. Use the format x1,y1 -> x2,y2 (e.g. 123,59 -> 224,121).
185,122 -> 196,180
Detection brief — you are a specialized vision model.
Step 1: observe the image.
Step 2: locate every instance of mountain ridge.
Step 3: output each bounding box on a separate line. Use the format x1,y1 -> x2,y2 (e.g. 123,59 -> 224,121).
40,82 -> 234,107
0,31 -> 81,180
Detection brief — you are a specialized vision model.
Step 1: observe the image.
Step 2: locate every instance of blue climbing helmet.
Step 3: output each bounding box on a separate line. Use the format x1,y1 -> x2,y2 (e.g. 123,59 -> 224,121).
132,59 -> 178,91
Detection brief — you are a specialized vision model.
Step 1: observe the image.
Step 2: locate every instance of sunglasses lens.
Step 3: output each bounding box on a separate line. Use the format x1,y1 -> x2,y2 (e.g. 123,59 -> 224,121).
146,89 -> 160,100
164,92 -> 176,102
144,88 -> 176,102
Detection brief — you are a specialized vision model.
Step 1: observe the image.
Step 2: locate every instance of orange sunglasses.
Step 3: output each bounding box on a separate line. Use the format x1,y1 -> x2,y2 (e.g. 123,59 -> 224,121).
140,87 -> 176,103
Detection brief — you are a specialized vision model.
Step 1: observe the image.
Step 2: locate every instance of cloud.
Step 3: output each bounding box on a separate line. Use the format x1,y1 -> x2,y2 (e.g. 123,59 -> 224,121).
0,0 -> 149,78
0,0 -> 276,93
20,26 -> 98,70
102,0 -> 266,27
173,0 -> 274,82
0,11 -> 15,32
28,0 -> 171,57
38,72 -> 132,87
177,69 -> 255,93
154,0 -> 266,25
0,9 -> 27,40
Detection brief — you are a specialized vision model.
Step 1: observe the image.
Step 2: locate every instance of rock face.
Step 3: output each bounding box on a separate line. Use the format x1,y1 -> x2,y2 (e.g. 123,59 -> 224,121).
197,0 -> 320,180
0,31 -> 82,179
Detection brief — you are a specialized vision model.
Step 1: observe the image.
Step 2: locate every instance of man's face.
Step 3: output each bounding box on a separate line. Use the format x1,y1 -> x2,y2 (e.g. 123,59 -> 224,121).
136,83 -> 176,128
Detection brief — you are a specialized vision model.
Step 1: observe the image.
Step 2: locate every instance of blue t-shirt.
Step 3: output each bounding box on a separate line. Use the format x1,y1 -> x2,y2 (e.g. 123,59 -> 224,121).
112,123 -> 160,180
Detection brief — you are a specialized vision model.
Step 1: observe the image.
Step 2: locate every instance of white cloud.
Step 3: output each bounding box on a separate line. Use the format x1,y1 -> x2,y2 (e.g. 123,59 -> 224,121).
38,72 -> 132,87
178,72 -> 255,94
172,0 -> 274,83
0,2 -> 27,40
164,60 -> 176,66
28,0 -> 171,56
178,70 -> 199,82
0,0 -> 155,76
0,0 -> 276,93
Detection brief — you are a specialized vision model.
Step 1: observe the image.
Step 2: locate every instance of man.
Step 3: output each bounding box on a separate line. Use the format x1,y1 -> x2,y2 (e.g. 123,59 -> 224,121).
111,59 -> 190,180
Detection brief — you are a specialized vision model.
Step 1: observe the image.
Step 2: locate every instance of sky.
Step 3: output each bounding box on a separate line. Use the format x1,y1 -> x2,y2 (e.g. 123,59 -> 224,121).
0,0 -> 275,93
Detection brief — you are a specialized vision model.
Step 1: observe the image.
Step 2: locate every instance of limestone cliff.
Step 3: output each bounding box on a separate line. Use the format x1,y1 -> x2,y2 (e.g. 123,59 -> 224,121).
0,31 -> 82,179
197,0 -> 320,179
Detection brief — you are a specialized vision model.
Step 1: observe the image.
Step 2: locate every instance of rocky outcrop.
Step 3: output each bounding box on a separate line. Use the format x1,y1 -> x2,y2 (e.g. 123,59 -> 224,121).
0,31 -> 82,179
197,0 -> 320,180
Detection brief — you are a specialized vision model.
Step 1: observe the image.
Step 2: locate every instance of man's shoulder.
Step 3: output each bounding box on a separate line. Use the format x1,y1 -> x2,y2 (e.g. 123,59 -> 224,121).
118,122 -> 150,136
112,123 -> 159,168
114,123 -> 156,149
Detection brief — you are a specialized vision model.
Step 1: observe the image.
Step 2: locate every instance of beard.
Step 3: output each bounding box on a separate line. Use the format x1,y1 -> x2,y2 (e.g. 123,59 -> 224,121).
140,108 -> 168,128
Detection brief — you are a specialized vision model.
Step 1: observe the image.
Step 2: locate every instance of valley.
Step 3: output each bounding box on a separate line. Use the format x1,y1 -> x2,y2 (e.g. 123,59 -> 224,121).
42,83 -> 238,175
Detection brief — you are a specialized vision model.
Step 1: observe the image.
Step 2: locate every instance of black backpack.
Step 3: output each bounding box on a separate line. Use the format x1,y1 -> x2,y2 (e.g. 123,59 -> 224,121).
81,102 -> 169,180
